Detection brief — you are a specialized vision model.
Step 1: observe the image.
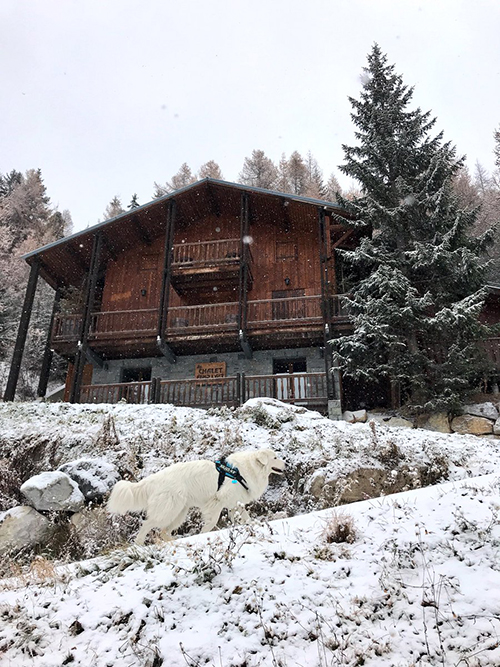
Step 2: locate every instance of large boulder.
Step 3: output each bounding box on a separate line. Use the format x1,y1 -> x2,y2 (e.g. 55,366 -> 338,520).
21,471 -> 85,512
463,402 -> 499,421
58,458 -> 120,501
0,506 -> 53,554
415,412 -> 451,433
451,415 -> 494,436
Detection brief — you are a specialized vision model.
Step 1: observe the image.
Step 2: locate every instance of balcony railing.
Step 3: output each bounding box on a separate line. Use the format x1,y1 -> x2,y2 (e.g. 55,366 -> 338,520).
91,309 -> 158,336
158,377 -> 240,408
172,238 -> 241,266
166,302 -> 239,331
81,381 -> 152,404
51,294 -> 351,343
247,295 -> 323,325
80,372 -> 328,409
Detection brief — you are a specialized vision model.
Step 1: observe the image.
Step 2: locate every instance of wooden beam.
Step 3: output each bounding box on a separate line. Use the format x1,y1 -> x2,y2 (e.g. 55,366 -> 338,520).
157,199 -> 177,364
133,215 -> 152,245
206,182 -> 221,217
66,245 -> 88,271
3,258 -> 41,401
36,288 -> 61,398
102,234 -> 118,261
331,228 -> 354,250
85,346 -> 108,371
238,192 -> 251,355
156,337 -> 176,364
69,233 -> 103,403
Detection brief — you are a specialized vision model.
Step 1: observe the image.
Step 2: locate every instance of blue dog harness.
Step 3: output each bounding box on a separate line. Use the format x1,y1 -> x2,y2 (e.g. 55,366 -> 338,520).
215,459 -> 249,492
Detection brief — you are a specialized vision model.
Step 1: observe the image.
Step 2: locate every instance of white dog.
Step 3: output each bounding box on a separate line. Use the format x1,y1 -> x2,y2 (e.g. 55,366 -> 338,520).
107,449 -> 285,544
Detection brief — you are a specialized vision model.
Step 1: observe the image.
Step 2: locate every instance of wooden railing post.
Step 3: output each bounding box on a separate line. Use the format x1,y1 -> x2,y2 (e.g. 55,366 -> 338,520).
3,258 -> 41,402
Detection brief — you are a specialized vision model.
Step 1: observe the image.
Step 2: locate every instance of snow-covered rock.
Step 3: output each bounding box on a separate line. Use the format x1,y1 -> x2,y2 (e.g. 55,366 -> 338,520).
20,471 -> 85,512
0,506 -> 53,554
463,402 -> 499,421
451,415 -> 494,436
343,409 -> 367,424
58,458 -> 120,501
494,417 -> 500,436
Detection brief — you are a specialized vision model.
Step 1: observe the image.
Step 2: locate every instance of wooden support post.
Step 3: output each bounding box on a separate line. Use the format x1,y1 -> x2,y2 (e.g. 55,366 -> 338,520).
238,372 -> 246,406
238,192 -> 252,358
3,258 -> 41,401
37,288 -> 61,398
69,233 -> 103,403
157,199 -> 177,363
318,208 -> 339,412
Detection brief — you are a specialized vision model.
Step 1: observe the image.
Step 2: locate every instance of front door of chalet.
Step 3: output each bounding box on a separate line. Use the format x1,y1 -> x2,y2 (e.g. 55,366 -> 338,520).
273,358 -> 307,401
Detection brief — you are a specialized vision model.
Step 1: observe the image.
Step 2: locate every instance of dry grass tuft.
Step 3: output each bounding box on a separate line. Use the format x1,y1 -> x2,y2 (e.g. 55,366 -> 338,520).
323,511 -> 357,544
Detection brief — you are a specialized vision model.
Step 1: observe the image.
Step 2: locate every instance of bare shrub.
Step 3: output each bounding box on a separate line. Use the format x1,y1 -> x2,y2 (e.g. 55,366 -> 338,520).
63,506 -> 140,560
323,512 -> 357,544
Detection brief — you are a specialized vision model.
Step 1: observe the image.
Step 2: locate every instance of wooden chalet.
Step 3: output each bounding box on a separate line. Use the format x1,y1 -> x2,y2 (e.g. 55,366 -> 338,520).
3,179 -> 365,415
3,179 -> 499,414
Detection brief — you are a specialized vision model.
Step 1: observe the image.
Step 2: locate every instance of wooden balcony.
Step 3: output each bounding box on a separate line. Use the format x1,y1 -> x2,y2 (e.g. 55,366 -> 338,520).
51,294 -> 351,356
80,372 -> 328,411
171,238 -> 252,293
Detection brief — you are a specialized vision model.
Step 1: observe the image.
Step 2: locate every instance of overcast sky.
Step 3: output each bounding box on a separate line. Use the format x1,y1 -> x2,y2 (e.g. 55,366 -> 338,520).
1,0 -> 499,233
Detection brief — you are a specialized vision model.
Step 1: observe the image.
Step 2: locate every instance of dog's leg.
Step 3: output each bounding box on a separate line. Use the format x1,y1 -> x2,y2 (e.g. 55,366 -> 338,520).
135,518 -> 158,545
159,506 -> 190,541
200,502 -> 224,533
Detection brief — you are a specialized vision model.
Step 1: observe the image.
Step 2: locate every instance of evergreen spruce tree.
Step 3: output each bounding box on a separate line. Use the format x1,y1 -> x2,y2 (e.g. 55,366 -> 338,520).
128,193 -> 140,210
332,44 -> 494,413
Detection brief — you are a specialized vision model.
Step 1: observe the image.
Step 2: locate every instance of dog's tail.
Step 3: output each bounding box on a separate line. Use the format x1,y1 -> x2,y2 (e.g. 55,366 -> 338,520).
107,479 -> 149,515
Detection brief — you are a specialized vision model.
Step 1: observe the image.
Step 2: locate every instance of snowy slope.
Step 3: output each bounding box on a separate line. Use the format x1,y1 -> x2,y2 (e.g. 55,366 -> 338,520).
1,474 -> 500,666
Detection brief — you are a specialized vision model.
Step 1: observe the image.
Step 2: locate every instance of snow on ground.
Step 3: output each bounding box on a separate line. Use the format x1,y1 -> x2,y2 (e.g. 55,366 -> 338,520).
1,399 -> 500,506
1,474 -> 500,666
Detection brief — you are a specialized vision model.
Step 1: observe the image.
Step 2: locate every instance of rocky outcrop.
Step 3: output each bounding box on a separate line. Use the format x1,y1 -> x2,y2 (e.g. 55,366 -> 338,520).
415,412 -> 451,433
450,415 -> 494,436
463,402 -> 499,421
21,471 -> 85,512
0,506 -> 53,554
307,466 -> 422,508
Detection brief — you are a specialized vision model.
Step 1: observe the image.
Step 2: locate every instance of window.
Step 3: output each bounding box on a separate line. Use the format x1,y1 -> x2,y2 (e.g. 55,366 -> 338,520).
276,241 -> 297,261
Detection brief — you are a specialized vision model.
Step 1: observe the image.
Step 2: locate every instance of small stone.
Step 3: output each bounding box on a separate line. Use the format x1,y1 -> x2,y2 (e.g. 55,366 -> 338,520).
342,411 -> 355,424
352,409 -> 368,423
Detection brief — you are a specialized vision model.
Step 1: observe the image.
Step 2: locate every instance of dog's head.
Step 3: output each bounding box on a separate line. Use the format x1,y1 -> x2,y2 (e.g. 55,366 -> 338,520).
255,449 -> 285,476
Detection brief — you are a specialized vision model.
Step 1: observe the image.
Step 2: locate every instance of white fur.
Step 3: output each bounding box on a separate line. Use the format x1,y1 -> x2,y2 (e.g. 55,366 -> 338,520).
107,449 -> 285,544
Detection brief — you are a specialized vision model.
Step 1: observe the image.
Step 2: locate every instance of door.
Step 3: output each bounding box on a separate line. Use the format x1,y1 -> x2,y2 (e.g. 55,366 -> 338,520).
273,358 -> 307,401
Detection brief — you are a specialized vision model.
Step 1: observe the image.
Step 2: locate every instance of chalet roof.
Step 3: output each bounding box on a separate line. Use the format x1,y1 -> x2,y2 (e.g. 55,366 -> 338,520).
22,178 -> 350,289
